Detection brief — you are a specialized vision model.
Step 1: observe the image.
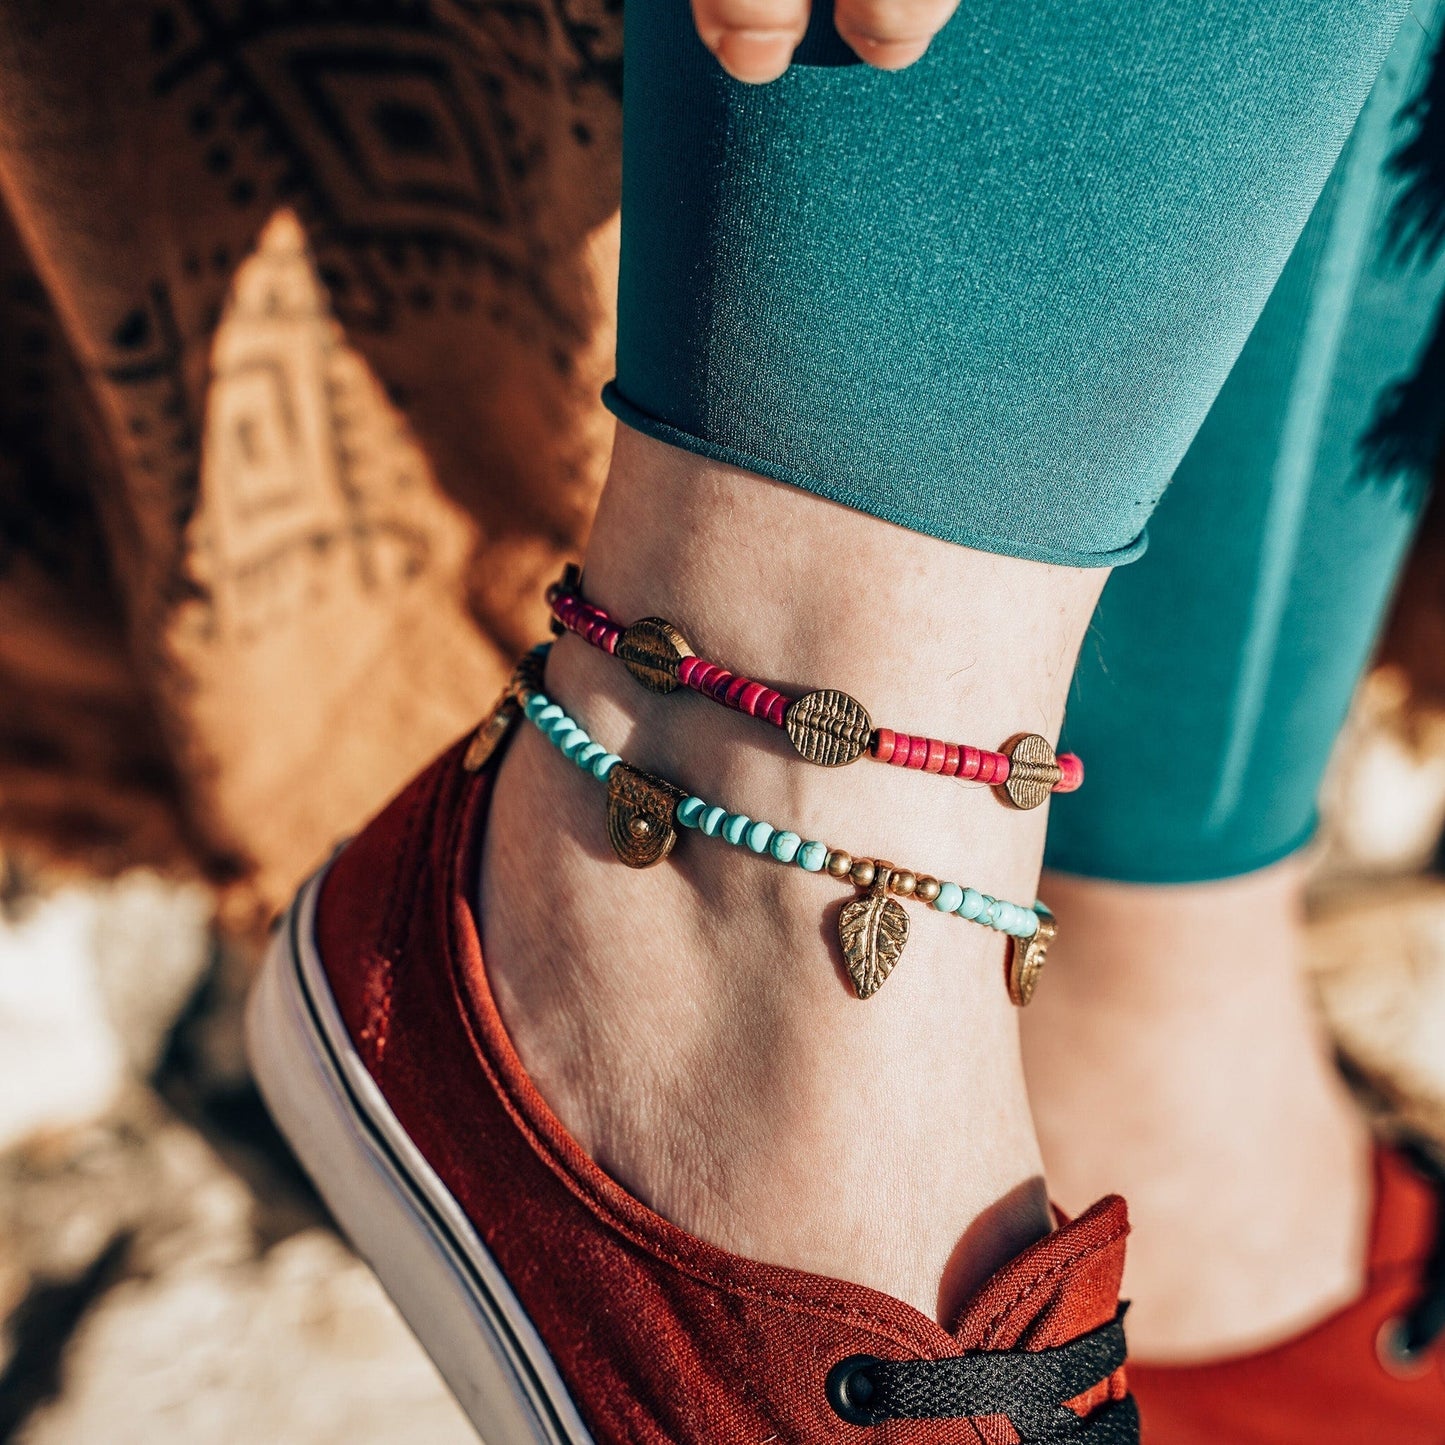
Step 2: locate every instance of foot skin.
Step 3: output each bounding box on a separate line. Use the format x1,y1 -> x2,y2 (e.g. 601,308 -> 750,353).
479,426 -> 1107,1324
1024,862 -> 1371,1361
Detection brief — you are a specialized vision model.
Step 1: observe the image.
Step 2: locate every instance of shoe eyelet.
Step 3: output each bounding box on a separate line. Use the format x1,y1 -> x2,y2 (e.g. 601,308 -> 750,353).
1376,1317 -> 1434,1380
826,1354 -> 883,1425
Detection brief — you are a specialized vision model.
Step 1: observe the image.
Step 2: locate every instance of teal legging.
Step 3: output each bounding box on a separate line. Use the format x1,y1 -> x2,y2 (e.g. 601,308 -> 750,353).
607,0 -> 1445,883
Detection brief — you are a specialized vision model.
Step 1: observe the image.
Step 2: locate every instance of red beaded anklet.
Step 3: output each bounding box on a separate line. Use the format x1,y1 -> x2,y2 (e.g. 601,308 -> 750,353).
545,567 -> 1083,810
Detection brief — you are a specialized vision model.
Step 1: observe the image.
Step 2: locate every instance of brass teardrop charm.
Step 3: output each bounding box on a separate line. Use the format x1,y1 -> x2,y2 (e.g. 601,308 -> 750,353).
1008,907 -> 1056,1007
837,862 -> 910,999
605,763 -> 686,867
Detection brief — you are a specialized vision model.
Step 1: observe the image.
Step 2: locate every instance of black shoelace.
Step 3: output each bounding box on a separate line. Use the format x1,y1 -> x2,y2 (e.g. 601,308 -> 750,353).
825,1311 -> 1138,1440
1389,1140 -> 1445,1359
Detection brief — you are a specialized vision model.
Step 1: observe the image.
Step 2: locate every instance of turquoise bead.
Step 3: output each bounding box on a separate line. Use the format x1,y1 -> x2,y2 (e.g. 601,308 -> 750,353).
524,693 -> 551,721
576,741 -> 606,770
981,898 -> 1002,929
1019,910 -> 1040,938
769,830 -> 801,864
722,813 -> 752,846
745,820 -> 775,854
546,714 -> 576,739
933,881 -> 963,913
677,796 -> 707,829
797,840 -> 828,872
959,888 -> 986,920
535,703 -> 563,726
591,752 -> 621,779
700,805 -> 728,836
560,728 -> 591,758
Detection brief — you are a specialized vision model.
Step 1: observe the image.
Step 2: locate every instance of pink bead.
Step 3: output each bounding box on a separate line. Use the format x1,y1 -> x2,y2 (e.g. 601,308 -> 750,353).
739,681 -> 766,716
923,738 -> 946,773
873,728 -> 897,763
942,744 -> 961,777
1057,754 -> 1084,792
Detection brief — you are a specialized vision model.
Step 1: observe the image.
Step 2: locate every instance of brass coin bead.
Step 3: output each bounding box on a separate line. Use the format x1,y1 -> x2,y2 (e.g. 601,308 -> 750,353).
825,850 -> 854,879
1002,733 -> 1064,811
849,859 -> 877,888
616,617 -> 694,695
914,875 -> 942,903
784,689 -> 874,767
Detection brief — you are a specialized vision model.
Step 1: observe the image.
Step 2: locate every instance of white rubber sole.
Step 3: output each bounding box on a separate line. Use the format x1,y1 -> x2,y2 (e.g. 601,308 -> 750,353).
245,867 -> 596,1445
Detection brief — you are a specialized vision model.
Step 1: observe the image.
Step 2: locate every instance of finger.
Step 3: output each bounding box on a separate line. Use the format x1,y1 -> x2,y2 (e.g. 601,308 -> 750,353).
832,0 -> 957,70
691,0 -> 810,83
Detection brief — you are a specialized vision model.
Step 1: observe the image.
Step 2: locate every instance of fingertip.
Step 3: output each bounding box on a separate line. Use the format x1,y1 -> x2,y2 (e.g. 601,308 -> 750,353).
837,31 -> 933,69
710,28 -> 799,83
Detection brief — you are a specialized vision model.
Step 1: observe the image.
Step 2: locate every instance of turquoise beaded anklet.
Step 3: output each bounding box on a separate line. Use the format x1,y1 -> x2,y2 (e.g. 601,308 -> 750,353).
466,647 -> 1056,1005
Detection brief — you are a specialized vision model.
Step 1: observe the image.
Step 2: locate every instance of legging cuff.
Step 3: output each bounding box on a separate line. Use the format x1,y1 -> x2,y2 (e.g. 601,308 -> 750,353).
1042,818 -> 1319,887
603,384 -> 1150,570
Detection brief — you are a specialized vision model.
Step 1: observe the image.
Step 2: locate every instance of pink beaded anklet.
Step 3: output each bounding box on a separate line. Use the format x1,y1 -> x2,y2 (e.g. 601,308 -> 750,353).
545,566 -> 1083,811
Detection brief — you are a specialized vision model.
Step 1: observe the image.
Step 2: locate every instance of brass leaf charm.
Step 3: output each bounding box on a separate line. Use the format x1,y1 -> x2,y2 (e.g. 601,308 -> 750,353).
1008,908 -> 1056,1007
785,689 -> 874,767
838,865 -> 910,999
616,617 -> 694,694
1002,733 -> 1062,810
605,763 -> 687,867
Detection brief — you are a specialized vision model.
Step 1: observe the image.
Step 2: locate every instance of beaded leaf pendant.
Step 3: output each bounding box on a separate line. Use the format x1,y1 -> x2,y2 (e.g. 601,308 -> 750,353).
838,864 -> 910,999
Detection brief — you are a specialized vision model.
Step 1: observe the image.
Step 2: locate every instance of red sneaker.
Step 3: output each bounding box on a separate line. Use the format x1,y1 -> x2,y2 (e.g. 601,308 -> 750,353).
247,735 -> 1139,1443
1130,1143 -> 1445,1443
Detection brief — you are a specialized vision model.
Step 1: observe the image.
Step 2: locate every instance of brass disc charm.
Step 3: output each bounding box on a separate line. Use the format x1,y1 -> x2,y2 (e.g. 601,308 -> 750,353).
463,649 -> 549,772
463,692 -> 520,771
1008,908 -> 1056,1007
838,863 -> 910,999
605,763 -> 687,867
1002,733 -> 1063,810
785,689 -> 874,767
616,618 -> 694,694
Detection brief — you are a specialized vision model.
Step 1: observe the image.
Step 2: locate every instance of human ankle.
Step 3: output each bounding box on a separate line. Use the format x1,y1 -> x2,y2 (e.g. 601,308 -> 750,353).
1024,863 -> 1370,1359
480,428 -> 1107,1322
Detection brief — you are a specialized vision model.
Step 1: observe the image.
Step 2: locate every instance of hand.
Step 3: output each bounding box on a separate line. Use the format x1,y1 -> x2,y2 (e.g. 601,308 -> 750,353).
691,0 -> 958,83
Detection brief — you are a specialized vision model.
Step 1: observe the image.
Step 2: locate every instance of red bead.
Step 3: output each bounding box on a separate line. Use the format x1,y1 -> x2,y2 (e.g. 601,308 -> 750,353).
942,743 -> 961,776
1057,754 -> 1084,792
923,737 -> 946,773
738,681 -> 766,716
873,728 -> 897,762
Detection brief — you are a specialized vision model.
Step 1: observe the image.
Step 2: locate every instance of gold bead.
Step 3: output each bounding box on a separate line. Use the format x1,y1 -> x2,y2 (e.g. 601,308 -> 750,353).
849,858 -> 876,887
629,816 -> 653,837
890,869 -> 917,897
914,875 -> 941,903
826,850 -> 854,879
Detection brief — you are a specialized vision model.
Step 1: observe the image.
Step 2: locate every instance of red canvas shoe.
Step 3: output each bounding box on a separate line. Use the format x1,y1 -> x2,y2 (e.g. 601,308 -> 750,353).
246,731 -> 1139,1443
1130,1142 -> 1445,1443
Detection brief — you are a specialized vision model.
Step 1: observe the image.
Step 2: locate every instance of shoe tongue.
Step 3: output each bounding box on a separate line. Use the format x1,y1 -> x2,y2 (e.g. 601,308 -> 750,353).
949,1195 -> 1130,1351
